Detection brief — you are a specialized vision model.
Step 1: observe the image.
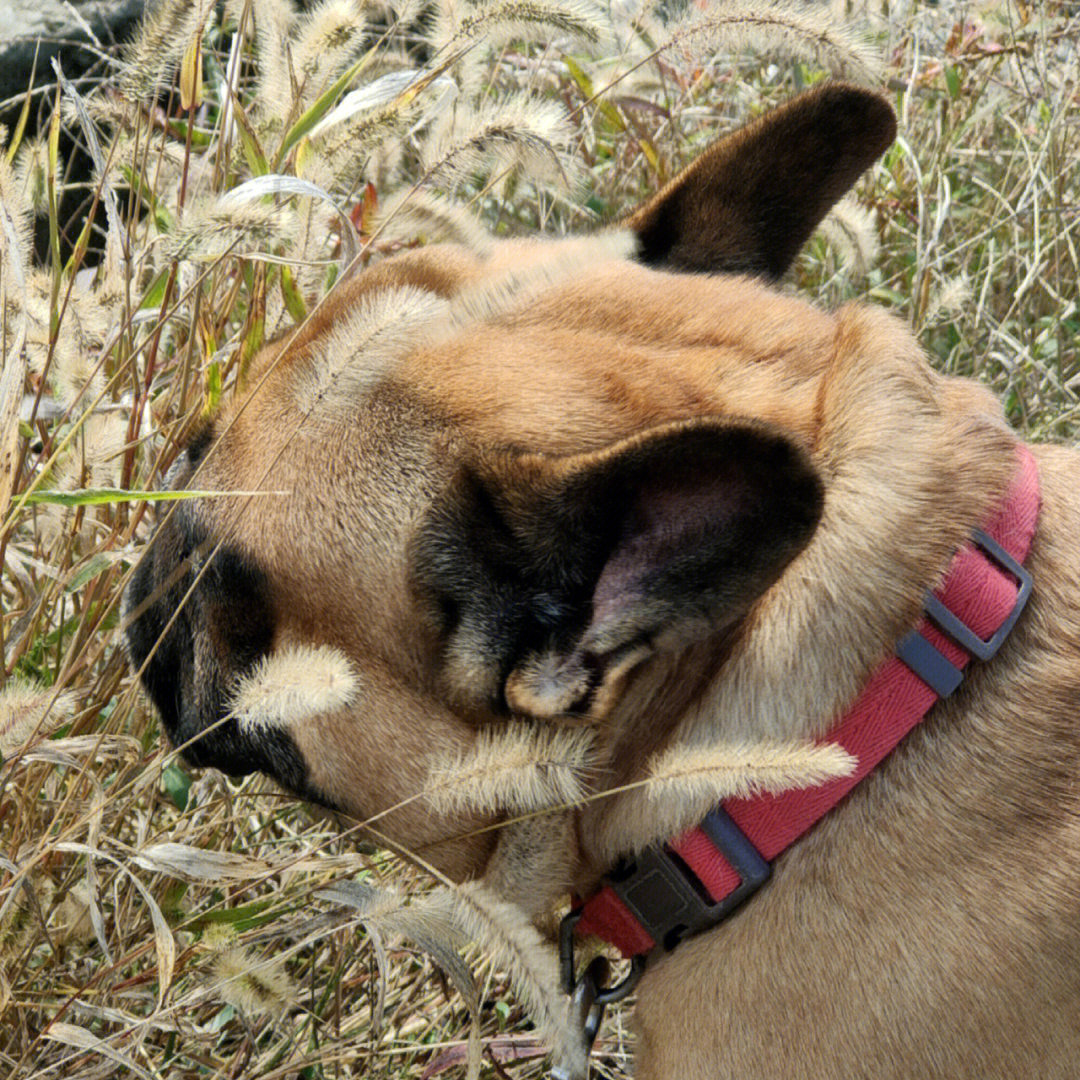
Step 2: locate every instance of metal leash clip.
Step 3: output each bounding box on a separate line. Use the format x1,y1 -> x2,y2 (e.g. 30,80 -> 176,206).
550,911 -> 646,1080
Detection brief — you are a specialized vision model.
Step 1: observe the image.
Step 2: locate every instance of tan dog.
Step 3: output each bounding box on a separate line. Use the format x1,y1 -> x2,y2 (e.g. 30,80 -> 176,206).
125,83 -> 1080,1079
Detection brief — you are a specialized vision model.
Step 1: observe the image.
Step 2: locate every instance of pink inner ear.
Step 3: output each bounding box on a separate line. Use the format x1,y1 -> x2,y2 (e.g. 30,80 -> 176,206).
591,469 -> 750,629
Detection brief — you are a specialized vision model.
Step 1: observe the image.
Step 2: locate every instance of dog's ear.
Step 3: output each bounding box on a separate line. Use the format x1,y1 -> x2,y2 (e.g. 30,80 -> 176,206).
414,420 -> 822,721
625,82 -> 896,279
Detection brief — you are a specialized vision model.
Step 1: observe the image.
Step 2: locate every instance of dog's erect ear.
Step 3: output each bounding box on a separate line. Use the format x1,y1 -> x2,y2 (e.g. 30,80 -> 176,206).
414,421 -> 823,721
625,82 -> 897,279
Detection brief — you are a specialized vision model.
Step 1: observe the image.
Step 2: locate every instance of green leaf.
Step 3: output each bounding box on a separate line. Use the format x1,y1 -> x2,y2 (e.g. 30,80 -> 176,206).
162,762 -> 192,811
274,45 -> 379,167
636,134 -> 662,177
564,55 -> 625,133
65,553 -> 113,593
868,285 -> 909,307
205,360 -> 222,413
121,168 -> 173,232
165,119 -> 213,148
140,270 -> 170,310
206,1005 -> 235,1033
63,214 -> 95,279
945,65 -> 962,99
280,264 -> 307,322
22,487 -> 286,508
191,897 -> 288,932
227,88 -> 269,177
562,55 -> 595,97
5,44 -> 38,164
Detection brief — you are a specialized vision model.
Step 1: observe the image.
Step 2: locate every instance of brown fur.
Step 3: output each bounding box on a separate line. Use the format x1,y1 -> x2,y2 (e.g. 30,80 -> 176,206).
125,82 -> 1080,1078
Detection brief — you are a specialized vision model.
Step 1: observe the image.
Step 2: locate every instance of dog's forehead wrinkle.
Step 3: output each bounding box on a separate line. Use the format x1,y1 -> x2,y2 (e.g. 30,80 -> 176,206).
277,234 -> 641,425
393,276 -> 837,456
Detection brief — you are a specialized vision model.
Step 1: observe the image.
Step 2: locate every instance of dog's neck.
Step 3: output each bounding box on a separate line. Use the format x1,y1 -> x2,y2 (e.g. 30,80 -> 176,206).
580,301 -> 1018,875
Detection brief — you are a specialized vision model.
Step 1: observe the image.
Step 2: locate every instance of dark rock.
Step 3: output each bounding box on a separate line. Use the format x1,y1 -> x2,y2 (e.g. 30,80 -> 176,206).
0,0 -> 145,118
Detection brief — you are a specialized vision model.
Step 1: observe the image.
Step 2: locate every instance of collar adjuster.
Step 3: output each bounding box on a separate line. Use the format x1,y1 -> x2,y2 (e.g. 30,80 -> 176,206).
925,527 -> 1033,661
609,806 -> 771,953
896,526 -> 1033,698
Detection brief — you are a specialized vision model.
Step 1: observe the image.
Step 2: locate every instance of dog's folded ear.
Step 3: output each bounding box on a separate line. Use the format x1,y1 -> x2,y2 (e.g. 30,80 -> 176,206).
625,81 -> 897,279
413,420 -> 823,721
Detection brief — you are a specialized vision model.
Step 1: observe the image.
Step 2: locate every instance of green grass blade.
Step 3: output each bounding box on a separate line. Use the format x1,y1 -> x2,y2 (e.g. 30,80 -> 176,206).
23,488 -> 289,508
274,45 -> 380,167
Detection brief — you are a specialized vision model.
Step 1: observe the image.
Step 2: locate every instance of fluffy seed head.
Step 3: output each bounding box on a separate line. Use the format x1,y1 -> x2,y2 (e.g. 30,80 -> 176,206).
433,0 -> 603,53
292,286 -> 449,418
292,0 -> 372,107
230,645 -> 358,731
0,157 -> 31,291
210,943 -> 295,1018
658,1 -> 879,84
12,138 -> 51,217
163,198 -> 287,264
628,739 -> 857,855
819,195 -> 880,276
647,739 -> 857,803
425,722 -> 596,815
428,881 -> 584,1077
371,189 -> 493,253
121,0 -> 217,104
925,276 -> 973,323
420,96 -> 575,191
315,97 -> 428,186
0,682 -> 77,758
83,414 -> 129,490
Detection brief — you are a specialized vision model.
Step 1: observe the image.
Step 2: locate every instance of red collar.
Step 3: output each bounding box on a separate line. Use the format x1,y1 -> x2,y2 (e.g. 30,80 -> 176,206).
572,444 -> 1041,960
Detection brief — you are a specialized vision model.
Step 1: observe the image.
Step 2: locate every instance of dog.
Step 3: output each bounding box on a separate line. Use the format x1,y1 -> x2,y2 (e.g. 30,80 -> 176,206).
125,82 -> 1080,1078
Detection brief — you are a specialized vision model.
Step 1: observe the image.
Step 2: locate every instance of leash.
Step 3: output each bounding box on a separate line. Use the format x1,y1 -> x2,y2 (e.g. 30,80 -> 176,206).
554,444 -> 1041,1076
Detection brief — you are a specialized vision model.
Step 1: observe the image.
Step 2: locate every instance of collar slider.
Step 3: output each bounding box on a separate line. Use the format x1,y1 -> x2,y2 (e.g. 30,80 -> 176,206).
925,527 -> 1033,661
896,526 -> 1033,698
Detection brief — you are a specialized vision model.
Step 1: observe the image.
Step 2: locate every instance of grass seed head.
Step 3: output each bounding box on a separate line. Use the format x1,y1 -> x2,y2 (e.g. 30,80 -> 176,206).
420,96 -> 575,191
231,644 -> 359,731
819,195 -> 880,277
163,197 -> 288,264
292,286 -> 450,418
425,721 -> 595,815
210,944 -> 296,1018
12,138 -> 52,218
121,0 -> 218,105
292,0 -> 373,106
0,683 -> 77,758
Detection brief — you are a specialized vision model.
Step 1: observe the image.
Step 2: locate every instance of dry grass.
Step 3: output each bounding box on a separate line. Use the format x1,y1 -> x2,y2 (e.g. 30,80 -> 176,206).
0,1 -> 1076,1078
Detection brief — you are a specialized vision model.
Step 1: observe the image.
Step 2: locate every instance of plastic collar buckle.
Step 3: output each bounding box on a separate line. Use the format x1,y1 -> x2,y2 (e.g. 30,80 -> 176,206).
608,806 -> 771,954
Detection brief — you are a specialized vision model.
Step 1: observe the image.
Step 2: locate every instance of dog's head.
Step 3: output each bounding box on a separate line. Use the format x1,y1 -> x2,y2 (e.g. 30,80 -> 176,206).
125,84 -> 896,884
